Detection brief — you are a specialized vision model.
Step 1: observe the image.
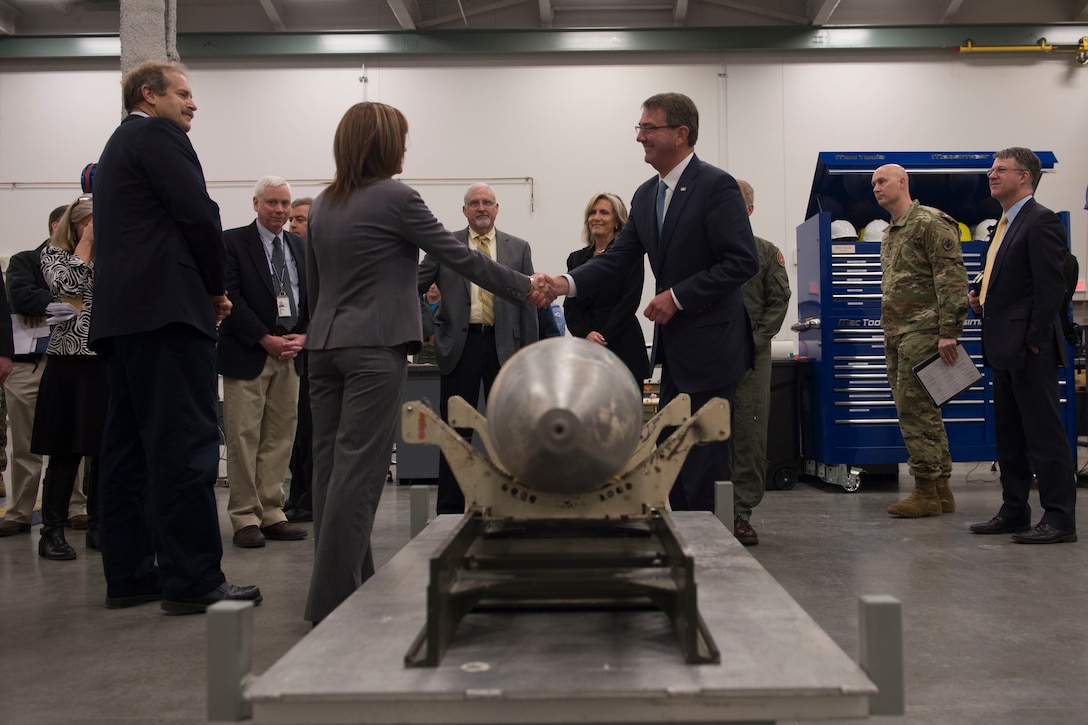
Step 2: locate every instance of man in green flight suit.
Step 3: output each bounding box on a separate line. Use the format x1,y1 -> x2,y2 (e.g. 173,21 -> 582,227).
871,164 -> 967,518
730,180 -> 791,545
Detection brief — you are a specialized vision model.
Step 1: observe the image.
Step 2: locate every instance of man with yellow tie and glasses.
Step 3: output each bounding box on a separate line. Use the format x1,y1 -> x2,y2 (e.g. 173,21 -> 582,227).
968,147 -> 1077,545
418,183 -> 539,514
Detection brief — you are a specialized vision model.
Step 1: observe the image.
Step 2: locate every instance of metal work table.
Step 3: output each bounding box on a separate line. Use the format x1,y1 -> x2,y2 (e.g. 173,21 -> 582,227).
237,512 -> 884,724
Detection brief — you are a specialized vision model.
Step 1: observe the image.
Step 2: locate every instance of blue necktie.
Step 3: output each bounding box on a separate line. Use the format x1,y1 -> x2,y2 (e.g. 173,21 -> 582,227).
271,235 -> 298,331
656,180 -> 668,235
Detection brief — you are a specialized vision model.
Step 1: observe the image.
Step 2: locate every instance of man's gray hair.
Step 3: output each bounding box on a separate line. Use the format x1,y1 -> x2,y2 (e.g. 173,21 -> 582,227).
463,182 -> 496,205
254,175 -> 291,199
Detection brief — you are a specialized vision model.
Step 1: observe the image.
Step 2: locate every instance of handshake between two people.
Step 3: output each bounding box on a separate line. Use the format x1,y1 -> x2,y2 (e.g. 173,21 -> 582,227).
524,273 -> 679,325
525,273 -> 569,308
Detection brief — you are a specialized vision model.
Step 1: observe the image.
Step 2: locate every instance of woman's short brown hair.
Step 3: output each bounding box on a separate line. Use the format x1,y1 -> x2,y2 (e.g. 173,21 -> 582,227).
325,102 -> 409,207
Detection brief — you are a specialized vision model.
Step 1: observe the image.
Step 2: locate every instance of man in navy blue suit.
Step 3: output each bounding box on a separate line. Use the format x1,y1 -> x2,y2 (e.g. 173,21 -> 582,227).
968,147 -> 1077,544
550,92 -> 758,512
91,61 -> 262,613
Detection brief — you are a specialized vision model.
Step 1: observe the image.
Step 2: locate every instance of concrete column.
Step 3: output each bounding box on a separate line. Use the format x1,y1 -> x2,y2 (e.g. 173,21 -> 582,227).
119,0 -> 178,72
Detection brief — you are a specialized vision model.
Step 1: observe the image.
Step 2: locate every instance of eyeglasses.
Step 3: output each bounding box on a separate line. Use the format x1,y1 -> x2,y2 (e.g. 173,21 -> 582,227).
986,166 -> 1027,176
466,200 -> 496,209
635,124 -> 680,134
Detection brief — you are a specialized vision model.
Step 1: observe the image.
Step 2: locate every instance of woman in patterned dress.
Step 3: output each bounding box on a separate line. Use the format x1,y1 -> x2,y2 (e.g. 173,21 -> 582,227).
32,194 -> 108,560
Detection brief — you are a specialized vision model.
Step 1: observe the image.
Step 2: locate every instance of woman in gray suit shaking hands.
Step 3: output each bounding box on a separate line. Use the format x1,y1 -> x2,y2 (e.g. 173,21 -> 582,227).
303,102 -> 550,625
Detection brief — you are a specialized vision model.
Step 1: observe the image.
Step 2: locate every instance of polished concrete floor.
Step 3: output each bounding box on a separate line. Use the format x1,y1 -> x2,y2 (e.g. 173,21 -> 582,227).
1,459 -> 1087,724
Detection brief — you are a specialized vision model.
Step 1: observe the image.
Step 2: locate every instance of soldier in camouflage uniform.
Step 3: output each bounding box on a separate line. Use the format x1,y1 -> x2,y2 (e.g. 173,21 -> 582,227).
730,180 -> 791,545
872,164 -> 967,517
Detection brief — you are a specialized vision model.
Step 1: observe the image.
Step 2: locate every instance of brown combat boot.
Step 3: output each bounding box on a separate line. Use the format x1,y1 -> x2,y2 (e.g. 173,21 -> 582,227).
887,477 -> 942,518
934,476 -> 955,513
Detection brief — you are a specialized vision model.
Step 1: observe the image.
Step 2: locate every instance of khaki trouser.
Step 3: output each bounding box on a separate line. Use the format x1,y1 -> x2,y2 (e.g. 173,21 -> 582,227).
223,357 -> 300,531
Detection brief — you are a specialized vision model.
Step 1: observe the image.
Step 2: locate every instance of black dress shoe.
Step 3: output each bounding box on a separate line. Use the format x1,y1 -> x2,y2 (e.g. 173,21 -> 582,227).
161,582 -> 263,615
1011,523 -> 1078,544
285,508 -> 314,523
38,527 -> 77,560
969,516 -> 1031,535
105,579 -> 163,609
86,527 -> 101,551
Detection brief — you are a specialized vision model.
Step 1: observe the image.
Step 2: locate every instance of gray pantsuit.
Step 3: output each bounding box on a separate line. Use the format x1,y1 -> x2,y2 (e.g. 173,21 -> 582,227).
305,346 -> 405,624
303,178 -> 531,624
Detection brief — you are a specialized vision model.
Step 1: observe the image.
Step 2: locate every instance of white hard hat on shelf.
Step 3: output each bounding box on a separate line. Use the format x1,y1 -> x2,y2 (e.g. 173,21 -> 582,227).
831,219 -> 858,240
861,219 -> 890,242
974,219 -> 998,241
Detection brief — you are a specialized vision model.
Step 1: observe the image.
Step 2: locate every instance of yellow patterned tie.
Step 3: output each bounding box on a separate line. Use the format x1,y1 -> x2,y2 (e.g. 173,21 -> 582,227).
979,215 -> 1008,305
475,235 -> 496,325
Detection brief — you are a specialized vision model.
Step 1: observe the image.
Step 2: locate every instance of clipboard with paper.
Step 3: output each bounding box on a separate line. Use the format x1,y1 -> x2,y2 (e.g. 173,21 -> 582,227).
911,343 -> 983,407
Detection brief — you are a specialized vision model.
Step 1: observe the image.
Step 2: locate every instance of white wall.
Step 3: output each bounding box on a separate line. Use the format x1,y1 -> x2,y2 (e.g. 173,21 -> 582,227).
2,51 -> 1085,340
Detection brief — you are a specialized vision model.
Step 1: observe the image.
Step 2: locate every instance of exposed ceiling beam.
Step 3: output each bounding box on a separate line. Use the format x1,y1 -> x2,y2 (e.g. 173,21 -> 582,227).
1075,0 -> 1088,21
941,0 -> 966,23
809,0 -> 842,25
387,0 -> 420,30
702,0 -> 808,25
418,0 -> 527,29
0,0 -> 18,35
539,0 -> 553,28
675,0 -> 690,26
257,0 -> 286,32
6,25 -> 1088,60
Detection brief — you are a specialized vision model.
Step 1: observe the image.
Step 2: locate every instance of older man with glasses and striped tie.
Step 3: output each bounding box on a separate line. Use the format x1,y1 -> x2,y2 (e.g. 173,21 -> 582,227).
418,182 -> 539,514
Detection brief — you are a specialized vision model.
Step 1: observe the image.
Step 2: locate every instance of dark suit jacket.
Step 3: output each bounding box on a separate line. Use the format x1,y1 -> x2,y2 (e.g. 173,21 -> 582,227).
569,154 -> 758,392
217,222 -> 308,380
418,227 -> 538,377
980,197 -> 1068,370
89,114 -> 225,346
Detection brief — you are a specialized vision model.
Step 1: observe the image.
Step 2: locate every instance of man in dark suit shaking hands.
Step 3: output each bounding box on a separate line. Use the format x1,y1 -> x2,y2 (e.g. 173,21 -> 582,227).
968,147 -> 1077,544
550,92 -> 758,512
218,177 -> 309,548
91,62 -> 262,613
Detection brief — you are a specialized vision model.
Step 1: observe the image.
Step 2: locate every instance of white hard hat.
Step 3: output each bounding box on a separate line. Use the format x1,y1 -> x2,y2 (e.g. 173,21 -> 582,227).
861,219 -> 890,242
974,219 -> 998,241
830,219 -> 858,240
